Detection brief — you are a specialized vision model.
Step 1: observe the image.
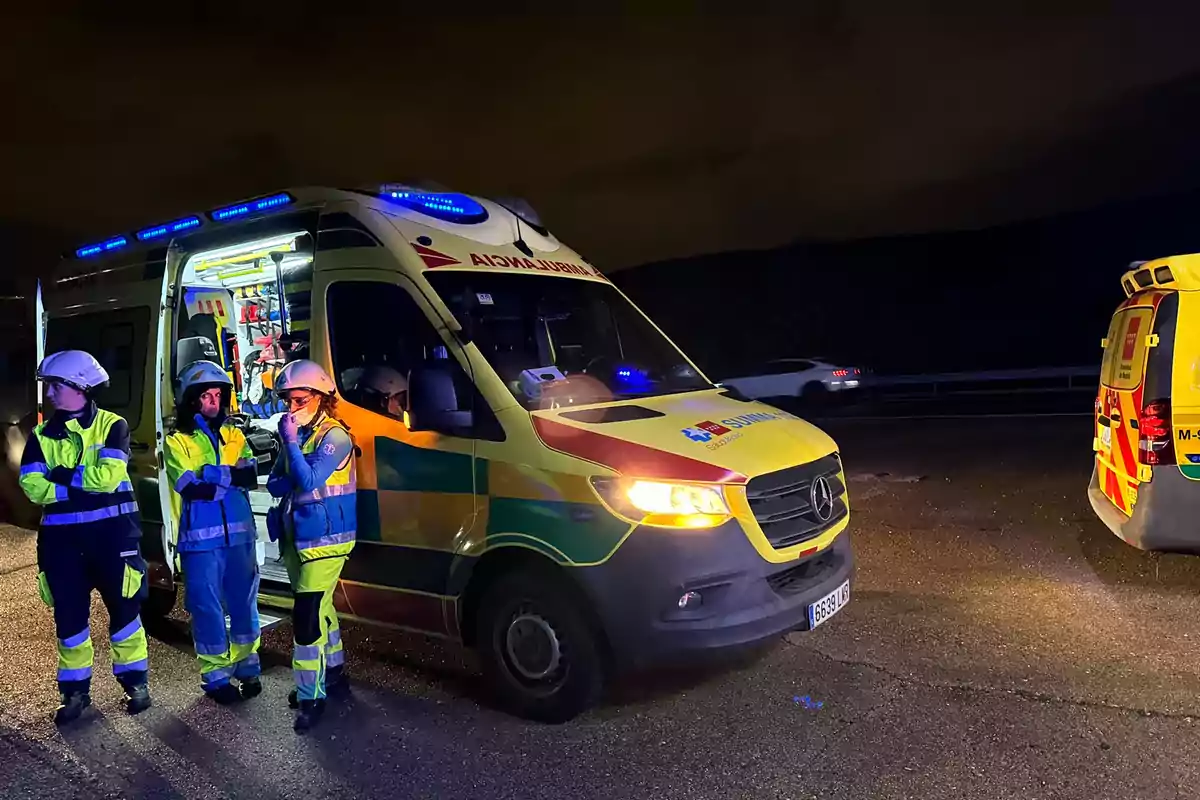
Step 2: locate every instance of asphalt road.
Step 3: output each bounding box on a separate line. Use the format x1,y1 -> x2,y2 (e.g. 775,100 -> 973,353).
3,416 -> 1200,799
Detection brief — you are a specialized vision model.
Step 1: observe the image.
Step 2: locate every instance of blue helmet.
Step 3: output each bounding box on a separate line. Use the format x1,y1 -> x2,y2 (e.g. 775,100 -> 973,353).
178,360 -> 233,395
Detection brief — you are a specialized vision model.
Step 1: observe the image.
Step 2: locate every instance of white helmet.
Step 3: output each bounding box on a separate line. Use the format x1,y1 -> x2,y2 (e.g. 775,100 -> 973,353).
359,365 -> 408,397
274,359 -> 336,397
37,350 -> 109,392
178,360 -> 233,395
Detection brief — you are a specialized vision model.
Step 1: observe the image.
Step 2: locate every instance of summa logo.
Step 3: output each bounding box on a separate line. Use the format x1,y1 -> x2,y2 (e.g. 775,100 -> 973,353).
680,412 -> 780,444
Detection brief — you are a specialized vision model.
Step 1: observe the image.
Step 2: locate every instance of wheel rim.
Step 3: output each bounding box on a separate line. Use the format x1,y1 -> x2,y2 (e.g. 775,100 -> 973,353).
504,610 -> 563,682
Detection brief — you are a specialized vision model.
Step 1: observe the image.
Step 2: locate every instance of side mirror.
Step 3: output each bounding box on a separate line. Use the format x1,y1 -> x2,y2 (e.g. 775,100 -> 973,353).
406,368 -> 473,433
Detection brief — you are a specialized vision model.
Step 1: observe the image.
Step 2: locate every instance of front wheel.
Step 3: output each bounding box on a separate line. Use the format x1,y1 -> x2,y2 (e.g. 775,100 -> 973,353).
475,568 -> 606,724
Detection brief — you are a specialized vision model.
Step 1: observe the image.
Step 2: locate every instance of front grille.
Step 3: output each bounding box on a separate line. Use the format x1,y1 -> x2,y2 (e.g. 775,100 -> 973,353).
746,453 -> 847,549
766,546 -> 840,596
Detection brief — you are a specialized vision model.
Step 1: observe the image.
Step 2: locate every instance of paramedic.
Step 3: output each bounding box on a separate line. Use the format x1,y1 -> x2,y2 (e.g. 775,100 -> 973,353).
165,360 -> 262,704
18,350 -> 152,724
356,364 -> 408,419
266,359 -> 356,733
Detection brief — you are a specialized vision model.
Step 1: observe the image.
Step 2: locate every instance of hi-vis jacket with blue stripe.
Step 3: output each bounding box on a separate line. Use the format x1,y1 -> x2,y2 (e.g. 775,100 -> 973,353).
267,415 -> 356,561
19,404 -> 139,540
165,415 -> 258,552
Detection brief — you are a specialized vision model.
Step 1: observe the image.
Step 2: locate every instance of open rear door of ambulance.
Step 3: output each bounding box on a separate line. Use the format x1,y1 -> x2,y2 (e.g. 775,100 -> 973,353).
1096,290 -> 1172,516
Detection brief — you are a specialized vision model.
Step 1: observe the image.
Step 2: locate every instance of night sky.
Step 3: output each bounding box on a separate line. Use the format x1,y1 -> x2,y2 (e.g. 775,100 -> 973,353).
6,6 -> 1200,374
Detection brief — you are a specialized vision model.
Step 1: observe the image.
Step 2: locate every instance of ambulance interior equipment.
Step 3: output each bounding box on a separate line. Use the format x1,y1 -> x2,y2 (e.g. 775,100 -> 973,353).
175,232 -> 311,421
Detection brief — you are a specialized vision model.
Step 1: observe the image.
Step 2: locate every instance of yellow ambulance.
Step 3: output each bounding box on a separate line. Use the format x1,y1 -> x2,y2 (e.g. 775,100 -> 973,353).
38,185 -> 853,721
1090,253 -> 1200,552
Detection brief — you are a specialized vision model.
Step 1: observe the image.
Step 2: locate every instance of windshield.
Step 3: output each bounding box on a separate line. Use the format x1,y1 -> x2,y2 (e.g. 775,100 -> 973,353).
424,271 -> 710,409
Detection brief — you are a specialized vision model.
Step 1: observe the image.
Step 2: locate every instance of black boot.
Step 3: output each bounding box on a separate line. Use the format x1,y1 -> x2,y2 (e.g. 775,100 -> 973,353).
294,699 -> 325,733
239,677 -> 263,700
205,684 -> 242,705
54,692 -> 92,726
125,684 -> 152,715
289,675 -> 347,708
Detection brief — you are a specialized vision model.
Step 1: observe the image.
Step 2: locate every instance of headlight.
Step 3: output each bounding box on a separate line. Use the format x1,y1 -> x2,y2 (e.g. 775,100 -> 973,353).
590,477 -> 732,529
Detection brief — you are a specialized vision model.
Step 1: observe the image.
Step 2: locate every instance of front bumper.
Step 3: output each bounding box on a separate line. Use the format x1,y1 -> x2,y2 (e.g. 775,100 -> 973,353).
1088,463 -> 1200,554
574,518 -> 853,671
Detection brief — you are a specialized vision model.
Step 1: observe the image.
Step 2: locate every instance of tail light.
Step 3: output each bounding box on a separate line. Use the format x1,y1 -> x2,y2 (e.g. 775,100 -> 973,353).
853,368 -> 861,375
1138,398 -> 1175,465
832,369 -> 849,377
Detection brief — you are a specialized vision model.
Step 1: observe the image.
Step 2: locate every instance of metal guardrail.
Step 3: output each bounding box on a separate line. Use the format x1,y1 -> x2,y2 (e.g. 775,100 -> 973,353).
865,365 -> 1100,397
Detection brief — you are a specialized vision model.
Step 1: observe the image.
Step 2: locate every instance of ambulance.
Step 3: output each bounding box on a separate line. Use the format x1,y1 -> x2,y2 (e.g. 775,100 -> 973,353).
1090,253 -> 1200,553
38,185 -> 854,721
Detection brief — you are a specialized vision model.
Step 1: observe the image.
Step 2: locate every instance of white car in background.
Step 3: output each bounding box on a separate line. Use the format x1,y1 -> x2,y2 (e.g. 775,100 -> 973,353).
720,358 -> 865,402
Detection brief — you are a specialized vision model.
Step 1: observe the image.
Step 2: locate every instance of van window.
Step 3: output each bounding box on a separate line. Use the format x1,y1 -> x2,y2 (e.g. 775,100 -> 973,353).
45,308 -> 149,427
1101,306 -> 1155,391
326,281 -> 502,439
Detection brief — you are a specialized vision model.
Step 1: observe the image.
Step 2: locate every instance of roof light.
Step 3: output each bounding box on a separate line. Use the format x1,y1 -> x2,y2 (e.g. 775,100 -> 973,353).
380,184 -> 488,224
209,192 -> 295,222
75,236 -> 128,259
136,215 -> 202,242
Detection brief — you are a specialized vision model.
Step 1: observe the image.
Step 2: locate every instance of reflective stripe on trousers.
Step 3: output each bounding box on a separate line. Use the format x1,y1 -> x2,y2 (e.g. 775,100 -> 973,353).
56,615 -> 148,684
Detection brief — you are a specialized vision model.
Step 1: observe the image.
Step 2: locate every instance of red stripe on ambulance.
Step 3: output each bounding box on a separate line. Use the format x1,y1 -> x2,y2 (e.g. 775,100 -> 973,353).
532,417 -> 746,484
412,243 -> 460,268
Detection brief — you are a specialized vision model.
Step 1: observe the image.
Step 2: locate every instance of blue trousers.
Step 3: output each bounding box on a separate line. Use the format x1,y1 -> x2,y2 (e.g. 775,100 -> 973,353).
180,543 -> 261,692
38,533 -> 149,695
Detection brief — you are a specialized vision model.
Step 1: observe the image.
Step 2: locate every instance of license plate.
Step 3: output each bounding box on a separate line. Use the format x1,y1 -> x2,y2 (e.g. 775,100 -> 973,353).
1100,425 -> 1112,449
807,579 -> 850,629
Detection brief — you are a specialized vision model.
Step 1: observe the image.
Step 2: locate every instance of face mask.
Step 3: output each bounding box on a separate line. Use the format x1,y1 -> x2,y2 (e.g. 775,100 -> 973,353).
291,403 -> 319,428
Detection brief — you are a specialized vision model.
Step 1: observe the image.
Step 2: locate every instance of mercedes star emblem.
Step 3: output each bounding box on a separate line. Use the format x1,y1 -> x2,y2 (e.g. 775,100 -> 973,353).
810,476 -> 835,522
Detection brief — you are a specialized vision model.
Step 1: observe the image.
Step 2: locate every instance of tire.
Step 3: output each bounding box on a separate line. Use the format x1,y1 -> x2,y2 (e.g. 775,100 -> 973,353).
142,585 -> 178,621
800,381 -> 828,406
475,567 -> 606,724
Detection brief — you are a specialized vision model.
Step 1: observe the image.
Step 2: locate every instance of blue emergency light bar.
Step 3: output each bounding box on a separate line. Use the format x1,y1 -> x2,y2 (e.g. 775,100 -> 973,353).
75,236 -> 129,259
136,215 -> 202,242
209,192 -> 295,222
69,191 -> 298,259
381,186 -> 488,224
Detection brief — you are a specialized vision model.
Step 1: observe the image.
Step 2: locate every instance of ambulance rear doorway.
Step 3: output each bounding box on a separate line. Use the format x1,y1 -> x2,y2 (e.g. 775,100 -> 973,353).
172,230 -> 314,587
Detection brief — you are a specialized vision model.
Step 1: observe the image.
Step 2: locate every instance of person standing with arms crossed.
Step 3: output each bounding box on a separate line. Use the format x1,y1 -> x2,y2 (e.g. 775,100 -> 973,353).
164,360 -> 263,704
266,360 -> 356,732
19,351 -> 152,724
